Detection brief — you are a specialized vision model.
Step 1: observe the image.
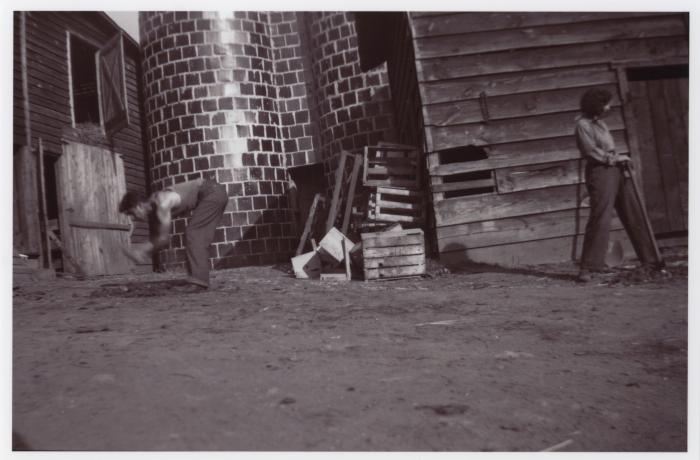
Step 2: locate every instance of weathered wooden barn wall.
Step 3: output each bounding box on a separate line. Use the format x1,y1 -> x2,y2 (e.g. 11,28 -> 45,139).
13,12 -> 151,248
408,12 -> 688,266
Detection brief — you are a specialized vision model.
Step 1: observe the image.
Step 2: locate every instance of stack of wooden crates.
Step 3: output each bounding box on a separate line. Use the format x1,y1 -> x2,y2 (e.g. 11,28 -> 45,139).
360,142 -> 426,280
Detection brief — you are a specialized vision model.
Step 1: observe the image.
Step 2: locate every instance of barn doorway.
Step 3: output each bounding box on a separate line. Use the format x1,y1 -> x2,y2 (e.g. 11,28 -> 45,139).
625,63 -> 688,237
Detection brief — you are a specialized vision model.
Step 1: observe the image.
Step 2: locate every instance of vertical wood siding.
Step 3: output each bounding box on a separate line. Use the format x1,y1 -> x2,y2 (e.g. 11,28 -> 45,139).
14,12 -> 150,246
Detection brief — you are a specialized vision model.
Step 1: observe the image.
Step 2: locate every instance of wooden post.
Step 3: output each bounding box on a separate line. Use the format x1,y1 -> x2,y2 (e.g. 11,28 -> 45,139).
296,193 -> 322,256
341,154 -> 362,235
325,151 -> 348,233
38,139 -> 52,269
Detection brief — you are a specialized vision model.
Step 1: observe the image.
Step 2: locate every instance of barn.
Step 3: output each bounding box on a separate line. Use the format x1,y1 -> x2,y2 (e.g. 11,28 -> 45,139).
360,11 -> 689,267
13,11 -> 151,275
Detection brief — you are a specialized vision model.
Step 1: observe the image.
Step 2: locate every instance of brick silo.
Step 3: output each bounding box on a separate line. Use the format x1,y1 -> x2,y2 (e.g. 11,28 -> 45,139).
305,12 -> 397,193
139,11 -> 399,271
140,11 -> 298,269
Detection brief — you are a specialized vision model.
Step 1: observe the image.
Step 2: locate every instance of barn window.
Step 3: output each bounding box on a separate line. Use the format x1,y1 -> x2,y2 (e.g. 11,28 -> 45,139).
68,31 -> 129,135
68,33 -> 101,125
438,145 -> 495,198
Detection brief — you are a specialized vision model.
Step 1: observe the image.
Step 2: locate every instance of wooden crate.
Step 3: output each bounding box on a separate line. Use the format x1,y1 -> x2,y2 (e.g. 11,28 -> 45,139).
363,143 -> 421,189
368,187 -> 426,224
361,228 -> 425,280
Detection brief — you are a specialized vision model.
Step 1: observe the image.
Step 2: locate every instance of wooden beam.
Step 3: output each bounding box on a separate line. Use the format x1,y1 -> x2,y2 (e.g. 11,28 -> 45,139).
68,219 -> 132,231
427,131 -> 629,175
413,15 -> 686,59
341,154 -> 362,235
419,64 -> 616,106
423,84 -> 620,127
410,12 -> 661,38
416,36 -> 689,82
326,151 -> 348,233
38,138 -> 52,269
433,183 -> 587,227
436,208 -> 624,251
426,109 -> 625,153
296,193 -> 322,256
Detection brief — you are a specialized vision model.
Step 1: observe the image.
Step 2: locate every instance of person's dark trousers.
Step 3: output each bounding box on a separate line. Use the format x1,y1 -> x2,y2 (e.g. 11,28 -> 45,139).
185,180 -> 228,287
580,162 -> 658,271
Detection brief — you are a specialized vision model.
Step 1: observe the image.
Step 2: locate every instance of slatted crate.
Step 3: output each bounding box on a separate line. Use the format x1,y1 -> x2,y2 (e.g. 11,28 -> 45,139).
361,228 -> 425,280
367,186 -> 426,224
363,143 -> 421,189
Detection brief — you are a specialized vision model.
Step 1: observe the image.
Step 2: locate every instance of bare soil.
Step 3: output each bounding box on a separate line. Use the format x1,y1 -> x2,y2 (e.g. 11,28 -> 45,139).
12,255 -> 688,451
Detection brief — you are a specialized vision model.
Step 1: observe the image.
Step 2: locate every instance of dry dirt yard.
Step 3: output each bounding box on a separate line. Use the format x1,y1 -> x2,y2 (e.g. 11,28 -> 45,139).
12,255 -> 688,452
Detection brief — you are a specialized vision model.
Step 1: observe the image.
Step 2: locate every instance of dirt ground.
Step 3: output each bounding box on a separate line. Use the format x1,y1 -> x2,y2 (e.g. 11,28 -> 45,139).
12,252 -> 689,452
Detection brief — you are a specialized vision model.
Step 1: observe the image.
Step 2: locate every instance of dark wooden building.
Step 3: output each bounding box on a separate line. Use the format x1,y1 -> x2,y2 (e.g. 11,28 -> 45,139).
364,12 -> 688,266
13,11 -> 151,274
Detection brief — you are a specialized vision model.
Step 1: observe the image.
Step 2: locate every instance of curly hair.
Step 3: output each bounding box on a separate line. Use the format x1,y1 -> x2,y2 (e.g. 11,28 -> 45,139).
580,88 -> 613,118
118,191 -> 148,214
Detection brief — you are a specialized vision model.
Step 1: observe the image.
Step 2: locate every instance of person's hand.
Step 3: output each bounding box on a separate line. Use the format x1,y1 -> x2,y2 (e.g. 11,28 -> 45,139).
616,154 -> 632,164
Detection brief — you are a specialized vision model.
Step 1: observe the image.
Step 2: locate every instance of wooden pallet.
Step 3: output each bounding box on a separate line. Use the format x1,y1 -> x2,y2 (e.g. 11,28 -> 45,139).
363,142 -> 421,189
361,228 -> 425,280
368,187 -> 425,224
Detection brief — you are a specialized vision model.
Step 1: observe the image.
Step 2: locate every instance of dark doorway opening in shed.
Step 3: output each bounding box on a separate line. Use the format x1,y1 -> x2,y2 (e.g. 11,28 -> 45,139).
438,145 -> 495,198
69,34 -> 101,125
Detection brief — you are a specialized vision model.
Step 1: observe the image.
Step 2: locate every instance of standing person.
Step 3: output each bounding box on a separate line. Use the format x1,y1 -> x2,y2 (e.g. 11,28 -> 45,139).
575,88 -> 663,282
119,177 -> 228,291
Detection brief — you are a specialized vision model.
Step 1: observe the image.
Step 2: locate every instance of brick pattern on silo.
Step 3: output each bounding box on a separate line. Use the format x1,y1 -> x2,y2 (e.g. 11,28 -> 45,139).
139,11 -> 297,271
268,12 -> 322,169
306,12 -> 398,193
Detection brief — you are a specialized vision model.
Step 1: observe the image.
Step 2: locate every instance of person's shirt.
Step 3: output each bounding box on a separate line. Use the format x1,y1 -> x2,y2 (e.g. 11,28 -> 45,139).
575,115 -> 617,165
161,177 -> 204,217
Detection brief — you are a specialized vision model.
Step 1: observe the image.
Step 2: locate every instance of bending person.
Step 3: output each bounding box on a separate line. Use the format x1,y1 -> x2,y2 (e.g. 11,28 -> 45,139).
119,177 -> 228,291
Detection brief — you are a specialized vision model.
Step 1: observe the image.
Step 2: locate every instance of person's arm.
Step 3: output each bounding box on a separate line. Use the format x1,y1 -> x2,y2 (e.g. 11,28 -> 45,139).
123,191 -> 179,264
575,121 -> 617,165
151,190 -> 180,250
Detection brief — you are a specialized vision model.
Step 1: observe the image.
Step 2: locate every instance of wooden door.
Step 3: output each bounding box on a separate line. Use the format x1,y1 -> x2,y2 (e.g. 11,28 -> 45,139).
627,65 -> 688,235
55,141 -> 133,275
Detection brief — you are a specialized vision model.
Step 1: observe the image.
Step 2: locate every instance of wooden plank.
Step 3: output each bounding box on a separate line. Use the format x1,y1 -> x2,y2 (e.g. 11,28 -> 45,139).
416,36 -> 688,82
363,244 -> 425,258
368,165 -> 416,176
376,187 -> 423,197
363,254 -> 425,269
423,84 -> 620,127
364,264 -> 426,280
37,139 -> 52,269
628,80 -> 668,233
432,179 -> 496,193
428,130 -> 629,175
494,160 -> 584,193
413,15 -> 686,59
661,77 -> 688,228
434,183 -> 586,227
374,198 -> 421,211
439,229 -> 632,268
409,12 -> 661,38
296,192 -> 322,256
68,218 -> 131,231
646,79 -> 684,232
367,213 -> 420,224
341,154 -> 362,235
361,232 -> 424,248
436,208 -> 624,251
427,109 -> 624,152
325,151 -> 348,233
